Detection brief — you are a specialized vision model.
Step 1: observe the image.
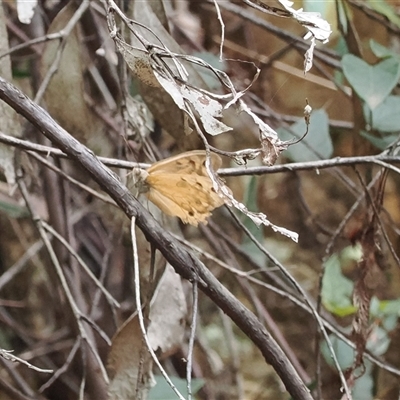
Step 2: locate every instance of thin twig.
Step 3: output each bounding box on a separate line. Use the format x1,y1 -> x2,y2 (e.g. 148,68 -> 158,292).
41,221 -> 120,308
187,281 -> 198,400
130,217 -> 186,400
0,349 -> 52,374
39,339 -> 81,392
2,131 -> 400,175
0,240 -> 43,291
28,151 -> 116,205
16,166 -> 109,386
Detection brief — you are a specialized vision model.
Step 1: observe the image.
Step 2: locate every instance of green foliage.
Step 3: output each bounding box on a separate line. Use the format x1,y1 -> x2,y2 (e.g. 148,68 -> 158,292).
322,246 -> 361,316
149,376 -> 204,400
320,324 -> 391,400
321,334 -> 356,370
363,95 -> 400,133
366,0 -> 400,28
321,245 -> 399,399
370,39 -> 399,59
360,130 -> 399,150
342,54 -> 400,111
0,199 -> 29,218
321,335 -> 375,400
342,43 -> 400,151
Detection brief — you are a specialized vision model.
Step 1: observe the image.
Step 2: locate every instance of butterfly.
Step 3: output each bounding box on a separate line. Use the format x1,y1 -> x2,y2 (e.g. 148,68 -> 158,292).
133,151 -> 225,226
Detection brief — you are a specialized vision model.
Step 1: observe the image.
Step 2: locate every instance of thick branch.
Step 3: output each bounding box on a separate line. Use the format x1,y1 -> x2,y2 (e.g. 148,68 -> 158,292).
0,77 -> 312,400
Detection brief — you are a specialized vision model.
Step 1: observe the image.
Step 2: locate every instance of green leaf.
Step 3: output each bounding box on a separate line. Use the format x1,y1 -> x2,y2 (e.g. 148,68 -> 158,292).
360,130 -> 398,150
280,109 -> 332,162
321,335 -> 355,370
364,95 -> 400,132
367,0 -> 400,28
352,368 -> 374,400
321,247 -> 361,317
377,298 -> 400,316
321,335 -> 375,400
342,54 -> 400,110
366,325 -> 390,357
0,199 -> 29,218
149,376 -> 204,400
370,40 -> 399,60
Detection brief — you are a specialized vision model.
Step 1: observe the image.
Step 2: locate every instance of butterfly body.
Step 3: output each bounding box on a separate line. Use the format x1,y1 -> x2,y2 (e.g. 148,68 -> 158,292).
137,151 -> 224,226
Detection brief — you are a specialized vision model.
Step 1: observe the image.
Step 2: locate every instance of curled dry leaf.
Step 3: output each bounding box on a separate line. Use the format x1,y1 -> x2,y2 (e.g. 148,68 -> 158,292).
278,0 -> 331,73
213,177 -> 299,242
244,0 -> 331,72
16,0 -> 38,24
304,38 -> 316,74
239,101 -> 289,166
278,0 -> 332,43
231,149 -> 261,166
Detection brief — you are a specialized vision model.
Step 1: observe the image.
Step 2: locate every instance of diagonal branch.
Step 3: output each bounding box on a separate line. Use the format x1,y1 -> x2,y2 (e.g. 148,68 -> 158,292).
0,76 -> 312,400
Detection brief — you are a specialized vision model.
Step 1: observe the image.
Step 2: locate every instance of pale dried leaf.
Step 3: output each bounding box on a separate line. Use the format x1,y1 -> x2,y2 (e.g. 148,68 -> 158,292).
239,101 -> 288,166
218,180 -> 298,242
153,69 -> 232,136
203,165 -> 299,242
115,38 -> 159,87
109,1 -> 237,139
181,85 -> 232,136
304,37 -> 316,74
117,35 -> 233,137
147,264 -> 187,356
17,0 -> 37,24
107,315 -> 155,400
278,0 -> 332,43
107,265 -> 187,399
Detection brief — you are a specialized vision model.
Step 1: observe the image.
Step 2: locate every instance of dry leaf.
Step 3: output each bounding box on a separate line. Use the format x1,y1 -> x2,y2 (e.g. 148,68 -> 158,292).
107,265 -> 187,399
239,101 -> 289,166
16,0 -> 37,24
107,314 -> 154,400
147,264 -> 187,356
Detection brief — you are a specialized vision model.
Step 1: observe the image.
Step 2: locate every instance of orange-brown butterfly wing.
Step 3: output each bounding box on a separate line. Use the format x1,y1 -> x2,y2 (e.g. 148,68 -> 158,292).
143,151 -> 224,226
145,174 -> 224,226
147,150 -> 222,175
